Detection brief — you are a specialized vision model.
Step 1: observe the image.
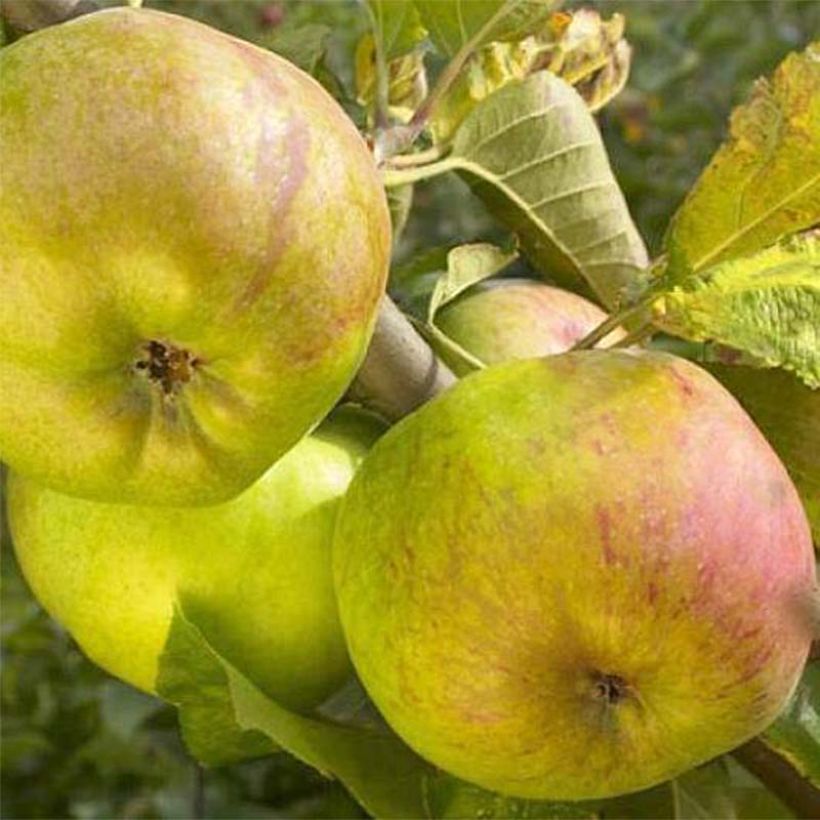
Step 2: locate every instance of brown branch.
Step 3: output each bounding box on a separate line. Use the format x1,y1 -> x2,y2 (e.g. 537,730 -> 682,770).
349,296 -> 456,422
732,739 -> 820,819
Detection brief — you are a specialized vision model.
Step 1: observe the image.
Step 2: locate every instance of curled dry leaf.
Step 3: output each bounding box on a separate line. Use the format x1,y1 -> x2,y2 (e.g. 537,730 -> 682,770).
431,8 -> 632,143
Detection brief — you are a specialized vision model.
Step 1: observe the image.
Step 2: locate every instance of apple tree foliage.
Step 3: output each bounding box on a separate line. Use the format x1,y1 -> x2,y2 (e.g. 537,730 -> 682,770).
1,0 -> 818,818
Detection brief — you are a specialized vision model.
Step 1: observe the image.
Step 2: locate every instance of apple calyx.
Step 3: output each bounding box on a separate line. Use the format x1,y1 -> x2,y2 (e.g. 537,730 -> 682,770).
591,671 -> 631,706
134,340 -> 200,396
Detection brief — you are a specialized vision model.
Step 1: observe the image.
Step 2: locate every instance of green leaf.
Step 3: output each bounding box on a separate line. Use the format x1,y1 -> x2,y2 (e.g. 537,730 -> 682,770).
598,782 -> 676,819
156,605 -> 277,767
387,183 -> 414,246
391,245 -> 450,287
428,242 -> 517,321
158,603 -> 430,815
653,231 -> 820,388
445,70 -> 648,308
427,775 -> 596,818
703,363 -> 820,543
389,246 -> 450,319
671,763 -> 736,819
760,661 -> 820,787
665,41 -> 820,279
261,21 -> 332,75
415,0 -> 556,58
725,758 -> 793,819
599,762 -> 736,820
368,0 -> 427,60
157,604 -> 599,819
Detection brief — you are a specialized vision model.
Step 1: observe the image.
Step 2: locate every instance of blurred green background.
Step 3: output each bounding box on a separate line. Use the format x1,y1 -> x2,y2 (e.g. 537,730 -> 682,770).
2,1 -> 819,817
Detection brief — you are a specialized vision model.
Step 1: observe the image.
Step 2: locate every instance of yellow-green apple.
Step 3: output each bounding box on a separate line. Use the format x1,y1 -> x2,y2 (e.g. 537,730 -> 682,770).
8,407 -> 384,713
334,351 -> 816,799
0,7 -> 389,505
434,279 -> 623,374
435,280 -> 819,546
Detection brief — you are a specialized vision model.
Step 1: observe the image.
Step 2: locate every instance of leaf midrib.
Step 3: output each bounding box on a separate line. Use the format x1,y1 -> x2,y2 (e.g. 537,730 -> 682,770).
689,171 -> 820,274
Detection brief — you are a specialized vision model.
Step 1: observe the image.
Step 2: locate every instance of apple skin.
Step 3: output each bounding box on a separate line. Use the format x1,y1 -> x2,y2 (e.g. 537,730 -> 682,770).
0,8 -> 390,505
334,351 -> 815,800
702,363 -> 820,546
436,281 -> 819,546
434,279 -> 624,374
8,408 -> 385,713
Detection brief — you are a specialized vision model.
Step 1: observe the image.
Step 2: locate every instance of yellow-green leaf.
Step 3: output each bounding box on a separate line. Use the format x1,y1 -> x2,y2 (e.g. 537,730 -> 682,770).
431,38 -> 540,143
427,242 -> 517,322
654,232 -> 820,388
665,42 -> 820,279
431,9 -> 631,143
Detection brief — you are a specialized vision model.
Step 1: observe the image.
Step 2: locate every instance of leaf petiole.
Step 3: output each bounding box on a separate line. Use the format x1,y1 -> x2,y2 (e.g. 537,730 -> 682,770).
412,317 -> 487,373
382,156 -> 461,187
571,288 -> 662,351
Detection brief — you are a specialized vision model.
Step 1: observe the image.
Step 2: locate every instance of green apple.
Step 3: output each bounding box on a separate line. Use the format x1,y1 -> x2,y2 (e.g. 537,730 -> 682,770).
8,407 -> 384,713
0,8 -> 390,505
334,351 -> 816,800
434,279 -> 624,374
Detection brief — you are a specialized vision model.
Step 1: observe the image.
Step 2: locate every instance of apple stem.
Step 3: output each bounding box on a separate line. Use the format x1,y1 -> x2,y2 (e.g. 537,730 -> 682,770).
349,296 -> 457,421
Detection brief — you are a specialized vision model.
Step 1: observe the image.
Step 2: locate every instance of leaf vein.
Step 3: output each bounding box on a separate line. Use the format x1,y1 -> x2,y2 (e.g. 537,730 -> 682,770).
464,102 -> 570,156
531,180 -> 614,212
498,140 -> 599,181
691,172 -> 820,272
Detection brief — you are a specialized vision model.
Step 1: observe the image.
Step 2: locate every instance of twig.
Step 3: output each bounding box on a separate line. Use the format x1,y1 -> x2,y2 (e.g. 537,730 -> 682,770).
732,739 -> 820,819
348,296 -> 456,421
367,5 -> 390,133
608,323 -> 655,349
192,763 -> 206,819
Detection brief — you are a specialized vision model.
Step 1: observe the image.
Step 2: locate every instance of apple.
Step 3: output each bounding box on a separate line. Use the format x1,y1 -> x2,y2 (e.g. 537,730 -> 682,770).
0,7 -> 390,505
334,351 -> 816,800
434,278 -> 624,374
8,407 -> 385,713
435,281 -> 819,545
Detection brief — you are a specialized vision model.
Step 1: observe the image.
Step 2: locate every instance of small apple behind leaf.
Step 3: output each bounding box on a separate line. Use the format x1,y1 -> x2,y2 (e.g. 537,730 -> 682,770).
334,351 -> 816,800
8,408 -> 384,714
0,7 -> 390,505
434,278 -> 625,373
